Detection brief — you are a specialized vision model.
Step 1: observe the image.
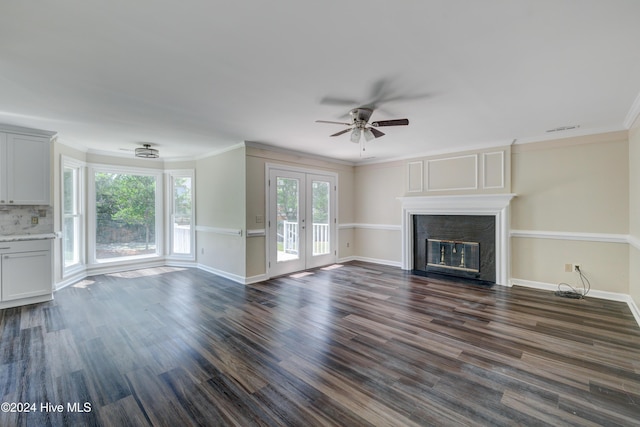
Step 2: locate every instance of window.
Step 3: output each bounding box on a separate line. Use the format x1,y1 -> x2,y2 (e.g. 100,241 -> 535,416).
61,157 -> 85,275
168,171 -> 194,257
89,166 -> 163,263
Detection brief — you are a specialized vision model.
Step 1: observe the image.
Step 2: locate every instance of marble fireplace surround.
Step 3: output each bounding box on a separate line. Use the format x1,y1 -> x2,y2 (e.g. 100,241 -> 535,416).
400,194 -> 516,286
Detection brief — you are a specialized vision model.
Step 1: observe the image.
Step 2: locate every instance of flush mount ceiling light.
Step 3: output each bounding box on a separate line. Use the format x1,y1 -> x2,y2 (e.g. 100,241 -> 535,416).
135,144 -> 159,159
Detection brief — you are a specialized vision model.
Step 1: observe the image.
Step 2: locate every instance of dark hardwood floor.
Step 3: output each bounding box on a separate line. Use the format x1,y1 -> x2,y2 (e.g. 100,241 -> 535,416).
1,262 -> 640,426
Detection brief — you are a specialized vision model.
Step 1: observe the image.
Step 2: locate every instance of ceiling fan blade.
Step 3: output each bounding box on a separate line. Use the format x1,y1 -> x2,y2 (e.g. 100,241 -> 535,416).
316,120 -> 353,126
330,128 -> 352,137
369,127 -> 385,138
371,118 -> 409,127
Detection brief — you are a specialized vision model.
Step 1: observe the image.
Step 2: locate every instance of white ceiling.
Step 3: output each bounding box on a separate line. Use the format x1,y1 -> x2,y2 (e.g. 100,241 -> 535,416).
1,1 -> 640,163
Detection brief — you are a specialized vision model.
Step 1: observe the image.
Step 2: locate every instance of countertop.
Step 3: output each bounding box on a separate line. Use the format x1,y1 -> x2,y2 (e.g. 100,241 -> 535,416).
0,233 -> 58,242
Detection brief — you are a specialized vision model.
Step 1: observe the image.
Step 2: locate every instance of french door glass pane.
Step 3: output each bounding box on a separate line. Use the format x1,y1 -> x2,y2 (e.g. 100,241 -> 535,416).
312,180 -> 330,256
172,176 -> 192,254
95,172 -> 156,260
276,177 -> 299,262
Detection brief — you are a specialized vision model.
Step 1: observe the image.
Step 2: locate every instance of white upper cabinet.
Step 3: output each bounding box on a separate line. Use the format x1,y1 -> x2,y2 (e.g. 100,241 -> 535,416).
0,125 -> 55,206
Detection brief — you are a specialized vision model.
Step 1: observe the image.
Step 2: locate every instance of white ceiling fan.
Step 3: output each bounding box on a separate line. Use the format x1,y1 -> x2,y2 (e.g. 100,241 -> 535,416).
316,107 -> 409,150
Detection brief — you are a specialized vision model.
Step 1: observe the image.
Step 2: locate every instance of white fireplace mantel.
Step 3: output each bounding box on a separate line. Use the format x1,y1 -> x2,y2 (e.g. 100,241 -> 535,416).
399,194 -> 516,286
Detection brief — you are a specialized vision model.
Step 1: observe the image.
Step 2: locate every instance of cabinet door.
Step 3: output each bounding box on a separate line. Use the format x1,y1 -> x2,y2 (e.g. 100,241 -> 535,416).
2,251 -> 52,301
0,133 -> 6,203
6,134 -> 51,205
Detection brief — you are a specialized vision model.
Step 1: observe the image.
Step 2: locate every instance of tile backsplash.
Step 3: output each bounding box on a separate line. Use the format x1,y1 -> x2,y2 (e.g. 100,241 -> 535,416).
0,206 -> 54,235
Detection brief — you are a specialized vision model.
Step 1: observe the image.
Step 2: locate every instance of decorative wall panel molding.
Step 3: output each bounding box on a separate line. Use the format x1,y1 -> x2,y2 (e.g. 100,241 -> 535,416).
407,161 -> 423,192
427,154 -> 478,191
482,151 -> 505,189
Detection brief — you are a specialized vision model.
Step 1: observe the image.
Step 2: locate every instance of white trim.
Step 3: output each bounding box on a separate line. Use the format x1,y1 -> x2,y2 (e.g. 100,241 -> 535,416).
87,164 -> 165,265
399,194 -> 515,286
195,142 -> 247,161
511,277 -> 640,328
245,273 -> 269,284
337,256 -> 402,268
357,140 -> 515,166
247,229 -> 266,237
623,90 -> 640,129
629,235 -> 640,251
511,229 -> 629,244
339,223 -> 401,231
265,163 -> 339,278
197,263 -> 247,284
482,151 -> 505,189
0,123 -> 56,138
426,154 -> 478,192
55,269 -> 87,290
60,155 -> 86,280
513,125 -> 626,146
195,226 -> 242,236
166,169 -> 196,259
337,255 -> 357,264
406,161 -> 424,193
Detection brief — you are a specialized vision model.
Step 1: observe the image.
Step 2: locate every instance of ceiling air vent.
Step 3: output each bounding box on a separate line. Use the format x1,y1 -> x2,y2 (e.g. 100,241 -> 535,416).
546,125 -> 580,133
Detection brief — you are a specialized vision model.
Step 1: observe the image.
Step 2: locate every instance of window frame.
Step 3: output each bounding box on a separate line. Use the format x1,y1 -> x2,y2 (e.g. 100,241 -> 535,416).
60,156 -> 86,278
88,163 -> 164,265
165,169 -> 195,260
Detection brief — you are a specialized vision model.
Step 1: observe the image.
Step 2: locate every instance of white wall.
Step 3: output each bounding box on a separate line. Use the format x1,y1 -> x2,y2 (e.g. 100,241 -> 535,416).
195,146 -> 246,280
510,131 -> 629,293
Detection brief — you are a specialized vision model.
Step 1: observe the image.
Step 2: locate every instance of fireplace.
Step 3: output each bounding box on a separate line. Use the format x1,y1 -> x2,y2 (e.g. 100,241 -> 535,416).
400,194 -> 515,286
413,214 -> 495,284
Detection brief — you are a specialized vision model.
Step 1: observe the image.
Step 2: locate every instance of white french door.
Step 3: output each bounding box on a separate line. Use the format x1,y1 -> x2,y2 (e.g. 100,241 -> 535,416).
268,167 -> 336,277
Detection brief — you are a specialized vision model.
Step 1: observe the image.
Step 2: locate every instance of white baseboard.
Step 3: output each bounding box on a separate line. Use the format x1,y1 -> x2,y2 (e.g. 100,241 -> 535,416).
164,260 -> 198,269
56,270 -> 89,291
245,273 -> 269,284
197,264 -> 247,284
511,277 -> 640,328
337,256 -> 402,268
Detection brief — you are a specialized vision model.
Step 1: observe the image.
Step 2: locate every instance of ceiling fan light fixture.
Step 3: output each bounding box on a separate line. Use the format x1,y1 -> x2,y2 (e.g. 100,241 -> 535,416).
363,128 -> 375,142
135,143 -> 159,159
350,128 -> 361,143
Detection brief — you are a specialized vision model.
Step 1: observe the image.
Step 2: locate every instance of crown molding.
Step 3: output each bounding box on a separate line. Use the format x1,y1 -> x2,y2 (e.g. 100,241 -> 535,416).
0,123 -> 57,138
624,90 -> 640,129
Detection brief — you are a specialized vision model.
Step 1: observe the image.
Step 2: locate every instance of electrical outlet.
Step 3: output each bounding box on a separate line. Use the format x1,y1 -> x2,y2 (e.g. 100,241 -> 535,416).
31,216 -> 39,225
573,263 -> 581,272
564,263 -> 572,272
346,242 -> 350,248
201,248 -> 204,255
